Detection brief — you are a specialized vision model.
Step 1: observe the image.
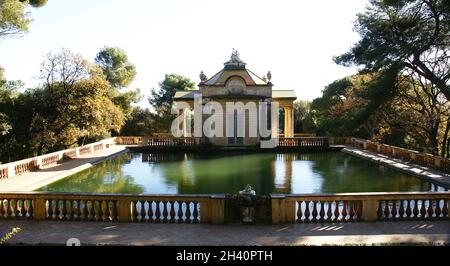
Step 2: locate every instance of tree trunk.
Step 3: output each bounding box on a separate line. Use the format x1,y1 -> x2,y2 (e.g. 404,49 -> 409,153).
412,56 -> 450,101
442,119 -> 450,158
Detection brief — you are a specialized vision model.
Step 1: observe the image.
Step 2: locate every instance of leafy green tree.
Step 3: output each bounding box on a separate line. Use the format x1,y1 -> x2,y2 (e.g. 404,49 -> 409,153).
22,0 -> 48,8
5,49 -> 125,158
311,74 -> 390,138
150,74 -> 196,115
0,66 -> 21,137
149,74 -> 196,131
335,0 -> 450,100
0,0 -> 47,39
293,100 -> 316,133
95,47 -> 141,118
120,107 -> 159,136
312,72 -> 450,155
381,70 -> 450,155
95,47 -> 137,89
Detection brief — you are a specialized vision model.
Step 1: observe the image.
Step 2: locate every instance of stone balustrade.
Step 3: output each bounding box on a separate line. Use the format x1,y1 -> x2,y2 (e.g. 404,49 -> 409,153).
1,191 -> 447,224
349,138 -> 450,174
115,136 -> 142,145
0,192 -> 225,224
277,137 -> 328,147
117,135 -> 332,148
271,192 -> 449,224
278,133 -> 317,138
116,136 -> 201,146
0,138 -> 116,180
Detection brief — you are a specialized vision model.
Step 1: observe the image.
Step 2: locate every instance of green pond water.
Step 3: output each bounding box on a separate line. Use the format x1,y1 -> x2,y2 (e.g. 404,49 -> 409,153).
36,152 -> 447,195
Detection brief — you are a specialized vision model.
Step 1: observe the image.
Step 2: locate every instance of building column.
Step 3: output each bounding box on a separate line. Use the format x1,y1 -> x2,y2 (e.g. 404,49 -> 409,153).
284,107 -> 293,137
284,154 -> 292,193
290,106 -> 294,137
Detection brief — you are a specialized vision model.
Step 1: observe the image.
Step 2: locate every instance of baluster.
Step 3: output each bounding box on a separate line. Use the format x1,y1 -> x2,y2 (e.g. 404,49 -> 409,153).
72,200 -> 81,221
383,201 -> 390,220
302,201 -> 310,223
169,201 -> 176,223
420,199 -> 427,220
319,201 -> 325,222
426,199 -> 434,219
442,199 -> 448,218
10,199 -> 17,218
0,199 -> 4,218
341,201 -> 347,222
333,201 -> 339,222
83,200 -> 89,221
435,199 -> 442,218
406,200 -> 412,219
89,200 -> 96,221
412,199 -> 419,219
110,201 -> 117,222
185,202 -> 192,223
348,201 -> 355,222
310,201 -> 318,223
97,201 -> 103,221
398,200 -> 405,220
193,201 -> 199,224
97,201 -> 104,221
66,200 -> 74,220
61,200 -> 68,220
132,201 -> 139,222
13,200 -> 21,218
27,200 -> 33,219
82,200 -> 89,221
20,200 -> 27,218
54,200 -> 61,220
16,199 -> 24,218
326,201 -> 332,222
296,201 -> 303,223
155,201 -> 161,223
376,201 -> 382,220
47,200 -> 54,219
356,201 -> 362,221
162,201 -> 169,223
103,201 -> 110,222
177,201 -> 183,223
92,200 -> 103,222
390,200 -> 398,220
140,201 -> 147,222
12,199 -> 19,218
148,201 -> 154,223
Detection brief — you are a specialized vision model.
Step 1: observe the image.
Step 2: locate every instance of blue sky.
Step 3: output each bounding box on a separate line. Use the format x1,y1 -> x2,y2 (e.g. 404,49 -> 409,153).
0,0 -> 368,109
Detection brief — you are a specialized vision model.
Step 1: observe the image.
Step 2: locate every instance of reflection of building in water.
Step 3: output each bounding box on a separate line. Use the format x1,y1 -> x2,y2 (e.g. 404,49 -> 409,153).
273,153 -> 293,193
141,153 -> 188,163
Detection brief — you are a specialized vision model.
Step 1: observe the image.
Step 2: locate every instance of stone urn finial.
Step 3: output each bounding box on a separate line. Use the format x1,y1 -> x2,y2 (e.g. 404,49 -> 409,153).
267,71 -> 272,82
199,70 -> 207,82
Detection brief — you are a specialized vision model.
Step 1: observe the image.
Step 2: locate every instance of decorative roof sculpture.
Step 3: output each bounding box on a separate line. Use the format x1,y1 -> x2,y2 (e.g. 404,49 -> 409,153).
199,70 -> 207,82
230,48 -> 242,62
224,49 -> 246,70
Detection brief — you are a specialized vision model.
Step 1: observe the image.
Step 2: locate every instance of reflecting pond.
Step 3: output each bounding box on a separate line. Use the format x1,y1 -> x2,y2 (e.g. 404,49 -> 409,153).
36,152 -> 448,194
